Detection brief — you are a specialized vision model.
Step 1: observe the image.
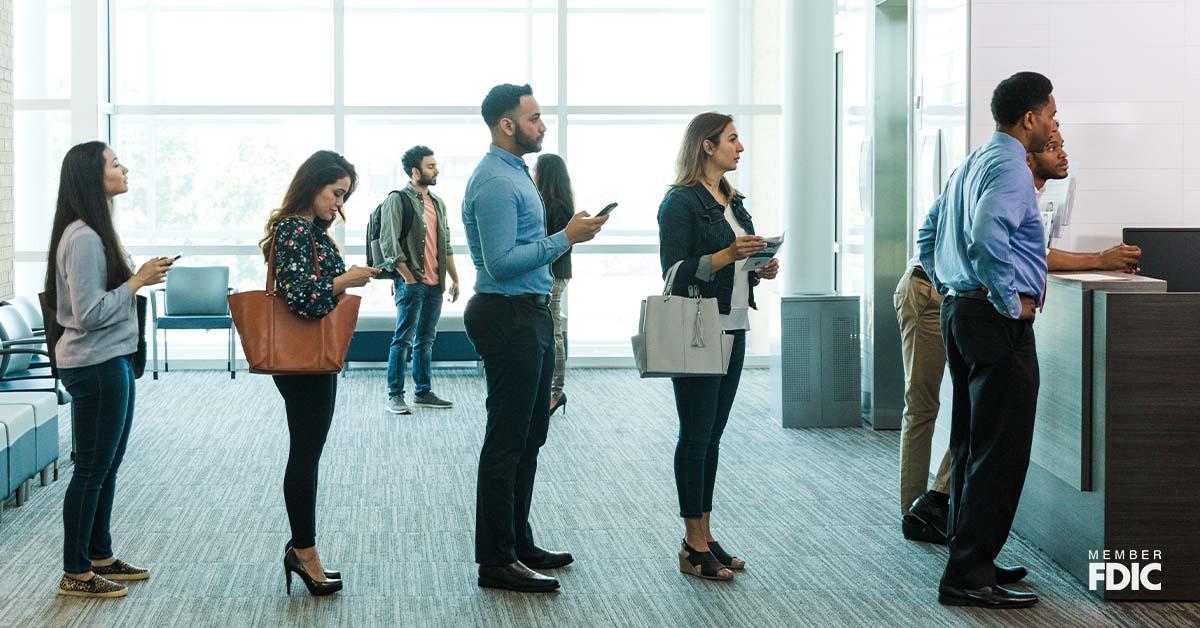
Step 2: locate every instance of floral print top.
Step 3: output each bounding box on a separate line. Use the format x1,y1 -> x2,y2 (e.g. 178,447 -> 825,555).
271,216 -> 345,319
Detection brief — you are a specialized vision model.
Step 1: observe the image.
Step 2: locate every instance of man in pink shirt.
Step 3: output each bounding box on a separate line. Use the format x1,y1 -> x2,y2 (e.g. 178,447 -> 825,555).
378,145 -> 461,413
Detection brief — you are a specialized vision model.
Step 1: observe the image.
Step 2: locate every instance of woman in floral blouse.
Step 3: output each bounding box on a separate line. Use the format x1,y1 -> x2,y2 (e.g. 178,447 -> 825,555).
258,150 -> 378,596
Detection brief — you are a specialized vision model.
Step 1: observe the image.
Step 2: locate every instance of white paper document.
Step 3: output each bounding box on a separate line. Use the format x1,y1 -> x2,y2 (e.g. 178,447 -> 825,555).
742,234 -> 784,272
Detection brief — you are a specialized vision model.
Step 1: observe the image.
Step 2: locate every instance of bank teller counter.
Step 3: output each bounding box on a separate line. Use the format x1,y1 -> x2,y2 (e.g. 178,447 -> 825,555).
932,272 -> 1200,601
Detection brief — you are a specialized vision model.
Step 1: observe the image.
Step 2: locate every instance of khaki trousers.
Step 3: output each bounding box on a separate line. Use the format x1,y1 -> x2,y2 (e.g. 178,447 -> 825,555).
894,266 -> 953,515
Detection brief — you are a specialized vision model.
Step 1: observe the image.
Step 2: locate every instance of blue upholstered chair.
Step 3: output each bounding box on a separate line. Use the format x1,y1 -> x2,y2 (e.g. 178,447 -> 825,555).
151,266 -> 236,379
0,305 -> 60,399
0,404 -> 36,507
6,295 -> 44,335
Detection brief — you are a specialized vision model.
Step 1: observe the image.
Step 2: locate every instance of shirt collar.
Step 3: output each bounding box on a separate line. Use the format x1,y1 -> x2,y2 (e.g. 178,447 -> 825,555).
488,144 -> 529,172
991,131 -> 1029,160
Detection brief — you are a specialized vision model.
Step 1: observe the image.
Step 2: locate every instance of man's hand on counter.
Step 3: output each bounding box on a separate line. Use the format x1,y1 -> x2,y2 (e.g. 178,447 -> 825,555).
1099,244 -> 1141,272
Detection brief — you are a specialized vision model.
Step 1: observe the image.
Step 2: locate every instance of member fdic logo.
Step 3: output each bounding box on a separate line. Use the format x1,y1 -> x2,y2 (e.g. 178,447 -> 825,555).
1088,549 -> 1163,591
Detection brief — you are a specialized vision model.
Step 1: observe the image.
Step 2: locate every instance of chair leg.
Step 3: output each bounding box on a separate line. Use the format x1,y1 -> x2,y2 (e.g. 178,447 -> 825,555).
164,329 -> 169,372
152,322 -> 160,379
229,327 -> 236,379
53,459 -> 59,482
15,480 -> 28,506
40,467 -> 50,487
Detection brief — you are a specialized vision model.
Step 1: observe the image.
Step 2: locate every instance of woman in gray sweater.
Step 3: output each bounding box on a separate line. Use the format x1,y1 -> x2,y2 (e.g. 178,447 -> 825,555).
47,141 -> 172,599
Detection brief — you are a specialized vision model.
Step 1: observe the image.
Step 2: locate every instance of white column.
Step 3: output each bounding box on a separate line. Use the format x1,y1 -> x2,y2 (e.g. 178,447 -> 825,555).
70,0 -> 104,143
781,0 -> 836,295
709,0 -> 740,104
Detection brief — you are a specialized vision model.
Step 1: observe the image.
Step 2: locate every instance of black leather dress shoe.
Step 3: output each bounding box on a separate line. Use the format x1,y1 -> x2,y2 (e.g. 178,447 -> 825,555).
478,562 -> 560,593
938,584 -> 1039,609
517,547 -> 575,570
995,564 -> 1028,585
904,491 -> 948,544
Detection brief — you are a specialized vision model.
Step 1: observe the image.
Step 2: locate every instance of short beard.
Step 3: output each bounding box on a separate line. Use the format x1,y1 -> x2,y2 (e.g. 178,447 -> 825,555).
418,174 -> 436,186
515,126 -> 543,154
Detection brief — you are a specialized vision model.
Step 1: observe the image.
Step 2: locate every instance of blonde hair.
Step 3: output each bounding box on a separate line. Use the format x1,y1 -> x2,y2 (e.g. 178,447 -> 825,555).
672,112 -> 736,198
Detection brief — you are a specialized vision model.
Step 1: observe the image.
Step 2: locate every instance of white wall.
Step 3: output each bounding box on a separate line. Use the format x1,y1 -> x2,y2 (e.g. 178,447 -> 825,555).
0,0 -> 12,298
970,0 -> 1195,252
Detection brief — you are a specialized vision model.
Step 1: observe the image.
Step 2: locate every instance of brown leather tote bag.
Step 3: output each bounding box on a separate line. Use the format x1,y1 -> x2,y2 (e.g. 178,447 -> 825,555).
228,228 -> 360,375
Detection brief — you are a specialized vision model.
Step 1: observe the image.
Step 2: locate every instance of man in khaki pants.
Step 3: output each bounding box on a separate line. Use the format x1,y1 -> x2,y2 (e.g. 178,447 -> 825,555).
895,260 -> 953,544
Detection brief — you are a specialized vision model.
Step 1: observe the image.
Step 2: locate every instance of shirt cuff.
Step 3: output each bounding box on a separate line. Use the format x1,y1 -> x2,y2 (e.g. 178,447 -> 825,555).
695,254 -> 715,282
550,230 -> 571,256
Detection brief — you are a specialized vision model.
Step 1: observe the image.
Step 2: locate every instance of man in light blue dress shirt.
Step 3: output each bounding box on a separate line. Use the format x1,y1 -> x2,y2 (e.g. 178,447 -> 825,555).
462,83 -> 607,593
918,71 -> 1057,610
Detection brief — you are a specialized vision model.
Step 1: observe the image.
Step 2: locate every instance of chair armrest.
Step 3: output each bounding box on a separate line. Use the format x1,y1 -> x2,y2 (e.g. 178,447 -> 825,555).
2,338 -> 47,348
0,347 -> 52,360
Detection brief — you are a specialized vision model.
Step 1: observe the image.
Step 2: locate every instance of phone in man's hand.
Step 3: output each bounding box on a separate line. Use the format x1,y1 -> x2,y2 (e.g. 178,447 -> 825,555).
596,202 -> 618,217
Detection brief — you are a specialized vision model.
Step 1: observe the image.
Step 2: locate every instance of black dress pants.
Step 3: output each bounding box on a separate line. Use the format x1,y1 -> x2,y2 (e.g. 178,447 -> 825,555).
939,295 -> 1039,588
464,294 -> 555,566
272,373 -> 338,549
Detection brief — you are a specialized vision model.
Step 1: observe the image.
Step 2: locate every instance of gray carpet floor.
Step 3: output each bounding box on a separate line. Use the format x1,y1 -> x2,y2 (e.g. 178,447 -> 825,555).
1,368 -> 1198,627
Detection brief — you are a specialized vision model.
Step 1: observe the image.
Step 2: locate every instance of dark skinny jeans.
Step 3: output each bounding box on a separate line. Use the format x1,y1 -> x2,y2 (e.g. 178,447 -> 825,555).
60,355 -> 136,574
671,330 -> 746,519
272,374 -> 338,549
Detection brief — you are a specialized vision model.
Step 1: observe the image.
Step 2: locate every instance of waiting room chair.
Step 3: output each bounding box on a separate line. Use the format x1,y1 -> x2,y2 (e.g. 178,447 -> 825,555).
151,266 -> 236,379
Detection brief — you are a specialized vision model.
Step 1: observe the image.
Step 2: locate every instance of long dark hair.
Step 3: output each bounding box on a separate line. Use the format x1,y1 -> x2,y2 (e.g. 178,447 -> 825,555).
259,150 -> 357,261
534,153 -> 574,216
45,141 -> 133,293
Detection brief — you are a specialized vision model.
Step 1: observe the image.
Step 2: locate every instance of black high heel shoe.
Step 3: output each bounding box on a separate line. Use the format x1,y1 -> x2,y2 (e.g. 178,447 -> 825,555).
284,548 -> 343,596
550,392 -> 568,416
285,540 -> 340,579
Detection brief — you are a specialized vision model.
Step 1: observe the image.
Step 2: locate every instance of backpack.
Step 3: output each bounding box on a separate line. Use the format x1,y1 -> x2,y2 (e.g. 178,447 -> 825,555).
366,190 -> 415,280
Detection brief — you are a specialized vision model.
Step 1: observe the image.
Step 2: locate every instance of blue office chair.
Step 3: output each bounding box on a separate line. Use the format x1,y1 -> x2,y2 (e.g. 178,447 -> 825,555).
151,266 -> 237,379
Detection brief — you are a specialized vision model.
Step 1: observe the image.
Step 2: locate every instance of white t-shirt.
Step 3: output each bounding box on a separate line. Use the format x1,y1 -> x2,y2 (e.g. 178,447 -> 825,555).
721,205 -> 751,331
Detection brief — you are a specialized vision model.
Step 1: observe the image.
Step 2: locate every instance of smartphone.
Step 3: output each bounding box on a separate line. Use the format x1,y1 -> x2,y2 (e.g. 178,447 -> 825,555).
596,202 -> 618,217
168,254 -> 182,262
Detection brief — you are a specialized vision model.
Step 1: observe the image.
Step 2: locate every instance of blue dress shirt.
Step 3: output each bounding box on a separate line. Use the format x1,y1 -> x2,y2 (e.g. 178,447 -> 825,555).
462,144 -> 571,296
918,132 -> 1048,319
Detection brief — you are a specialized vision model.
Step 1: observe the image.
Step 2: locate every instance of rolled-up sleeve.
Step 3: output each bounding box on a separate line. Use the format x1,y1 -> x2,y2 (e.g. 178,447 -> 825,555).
62,230 -> 134,331
378,193 -> 407,269
916,195 -> 944,294
967,169 -> 1026,319
472,176 -> 569,280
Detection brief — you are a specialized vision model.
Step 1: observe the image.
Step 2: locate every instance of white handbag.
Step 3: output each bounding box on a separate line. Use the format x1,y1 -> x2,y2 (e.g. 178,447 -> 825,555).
632,262 -> 734,378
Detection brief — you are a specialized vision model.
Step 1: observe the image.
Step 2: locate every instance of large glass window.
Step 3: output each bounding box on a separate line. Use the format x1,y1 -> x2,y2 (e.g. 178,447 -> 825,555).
16,0 -> 783,359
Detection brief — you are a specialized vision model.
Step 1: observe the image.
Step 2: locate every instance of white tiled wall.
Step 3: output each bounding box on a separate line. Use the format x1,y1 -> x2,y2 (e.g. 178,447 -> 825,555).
970,0 -> 1197,251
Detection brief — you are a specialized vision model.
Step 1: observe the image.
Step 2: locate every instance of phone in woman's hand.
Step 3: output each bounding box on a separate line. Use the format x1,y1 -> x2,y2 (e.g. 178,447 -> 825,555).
596,202 -> 618,217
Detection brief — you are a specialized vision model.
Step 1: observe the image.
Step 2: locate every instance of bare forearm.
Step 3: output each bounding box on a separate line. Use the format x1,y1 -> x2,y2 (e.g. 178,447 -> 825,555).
1047,248 -> 1101,272
446,255 -> 459,284
394,261 -> 417,283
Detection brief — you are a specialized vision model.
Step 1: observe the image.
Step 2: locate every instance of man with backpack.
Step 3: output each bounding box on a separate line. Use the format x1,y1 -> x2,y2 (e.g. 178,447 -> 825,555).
368,145 -> 459,414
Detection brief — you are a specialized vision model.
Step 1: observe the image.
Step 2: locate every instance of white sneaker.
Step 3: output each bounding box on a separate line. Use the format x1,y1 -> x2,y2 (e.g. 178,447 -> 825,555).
386,396 -> 412,414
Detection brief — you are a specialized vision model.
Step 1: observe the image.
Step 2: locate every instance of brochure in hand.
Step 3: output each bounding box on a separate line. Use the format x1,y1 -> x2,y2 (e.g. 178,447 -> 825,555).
742,234 -> 784,272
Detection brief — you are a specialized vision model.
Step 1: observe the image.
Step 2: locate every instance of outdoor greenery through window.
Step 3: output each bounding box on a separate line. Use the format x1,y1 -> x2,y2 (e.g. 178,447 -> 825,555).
15,0 -> 784,359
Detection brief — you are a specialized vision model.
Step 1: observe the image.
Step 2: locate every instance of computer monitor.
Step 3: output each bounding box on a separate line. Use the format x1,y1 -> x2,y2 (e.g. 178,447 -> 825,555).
1122,227 -> 1200,292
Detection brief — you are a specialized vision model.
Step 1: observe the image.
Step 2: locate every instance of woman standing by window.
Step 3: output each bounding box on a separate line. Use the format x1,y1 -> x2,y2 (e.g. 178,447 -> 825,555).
534,153 -> 574,416
49,141 -> 173,598
658,113 -> 780,581
259,150 -> 378,596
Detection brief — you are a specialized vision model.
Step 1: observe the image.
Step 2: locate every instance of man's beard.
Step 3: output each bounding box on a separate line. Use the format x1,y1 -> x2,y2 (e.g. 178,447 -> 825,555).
515,126 -> 543,153
418,174 -> 436,186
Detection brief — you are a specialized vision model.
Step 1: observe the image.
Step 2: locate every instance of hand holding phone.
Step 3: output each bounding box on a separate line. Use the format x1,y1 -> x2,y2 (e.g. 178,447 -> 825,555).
596,202 -> 618,217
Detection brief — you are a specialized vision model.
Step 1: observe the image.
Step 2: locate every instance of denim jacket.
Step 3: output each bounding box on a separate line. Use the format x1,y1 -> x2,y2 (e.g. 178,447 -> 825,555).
657,183 -> 758,314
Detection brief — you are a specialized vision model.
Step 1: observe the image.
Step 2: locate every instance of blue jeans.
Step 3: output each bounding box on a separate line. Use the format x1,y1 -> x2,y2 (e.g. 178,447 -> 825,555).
387,281 -> 443,398
59,355 -> 136,574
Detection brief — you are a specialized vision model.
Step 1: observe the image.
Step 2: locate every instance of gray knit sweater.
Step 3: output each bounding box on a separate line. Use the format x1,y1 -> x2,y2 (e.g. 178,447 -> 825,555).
54,220 -> 138,369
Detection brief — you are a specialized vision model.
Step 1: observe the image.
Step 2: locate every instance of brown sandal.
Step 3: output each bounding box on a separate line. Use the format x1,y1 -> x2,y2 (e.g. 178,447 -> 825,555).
678,540 -> 734,581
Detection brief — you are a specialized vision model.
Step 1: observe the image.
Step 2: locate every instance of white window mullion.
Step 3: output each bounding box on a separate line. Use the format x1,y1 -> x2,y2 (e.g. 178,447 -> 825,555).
333,0 -> 347,247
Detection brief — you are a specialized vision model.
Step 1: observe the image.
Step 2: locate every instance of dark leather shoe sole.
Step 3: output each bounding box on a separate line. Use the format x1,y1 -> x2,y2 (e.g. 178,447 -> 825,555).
518,554 -> 574,570
477,577 -> 560,593
938,587 -> 1039,609
902,516 -> 947,545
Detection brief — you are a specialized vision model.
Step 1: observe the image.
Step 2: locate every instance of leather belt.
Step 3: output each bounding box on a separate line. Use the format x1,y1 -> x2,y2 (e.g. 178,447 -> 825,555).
949,288 -> 988,300
479,293 -> 551,306
910,266 -> 930,282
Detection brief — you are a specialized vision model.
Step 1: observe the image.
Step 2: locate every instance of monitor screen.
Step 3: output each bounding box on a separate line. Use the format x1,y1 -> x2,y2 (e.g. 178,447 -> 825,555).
1122,228 -> 1200,292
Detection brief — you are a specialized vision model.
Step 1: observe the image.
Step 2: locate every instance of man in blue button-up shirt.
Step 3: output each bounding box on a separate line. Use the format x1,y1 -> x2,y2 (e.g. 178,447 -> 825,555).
919,72 -> 1056,610
462,83 -> 607,594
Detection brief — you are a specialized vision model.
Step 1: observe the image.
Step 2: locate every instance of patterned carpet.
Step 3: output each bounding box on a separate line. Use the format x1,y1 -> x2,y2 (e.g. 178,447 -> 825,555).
0,368 -> 1197,627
